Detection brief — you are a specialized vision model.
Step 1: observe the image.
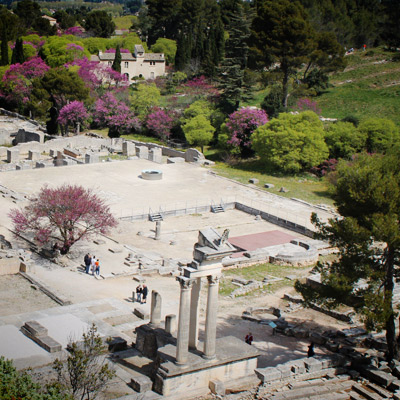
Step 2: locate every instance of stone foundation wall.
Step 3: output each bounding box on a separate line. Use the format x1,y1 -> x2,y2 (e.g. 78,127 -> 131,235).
154,357 -> 257,396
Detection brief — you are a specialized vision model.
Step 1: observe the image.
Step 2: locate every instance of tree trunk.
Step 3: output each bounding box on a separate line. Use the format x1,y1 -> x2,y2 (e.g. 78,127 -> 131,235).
385,245 -> 399,361
282,65 -> 289,109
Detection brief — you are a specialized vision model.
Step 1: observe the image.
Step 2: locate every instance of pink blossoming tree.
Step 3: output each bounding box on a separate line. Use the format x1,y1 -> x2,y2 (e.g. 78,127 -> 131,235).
93,92 -> 140,137
224,107 -> 269,157
146,107 -> 174,141
9,184 -> 118,255
58,101 -> 88,135
0,56 -> 49,111
296,98 -> 321,115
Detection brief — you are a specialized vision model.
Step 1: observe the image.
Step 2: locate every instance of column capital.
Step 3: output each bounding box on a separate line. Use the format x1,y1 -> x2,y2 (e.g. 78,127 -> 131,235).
207,275 -> 220,285
176,276 -> 193,290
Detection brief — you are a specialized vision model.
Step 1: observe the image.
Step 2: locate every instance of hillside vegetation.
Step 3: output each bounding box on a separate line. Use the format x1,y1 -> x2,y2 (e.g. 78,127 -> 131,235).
318,48 -> 400,125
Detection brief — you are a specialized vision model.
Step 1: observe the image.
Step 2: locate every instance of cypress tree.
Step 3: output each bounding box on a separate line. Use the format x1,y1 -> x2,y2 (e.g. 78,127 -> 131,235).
112,44 -> 121,73
0,25 -> 8,66
11,38 -> 24,65
217,2 -> 250,113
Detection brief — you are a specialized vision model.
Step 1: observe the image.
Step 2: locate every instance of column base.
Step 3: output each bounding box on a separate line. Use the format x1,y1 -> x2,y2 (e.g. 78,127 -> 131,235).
202,354 -> 216,360
175,360 -> 187,366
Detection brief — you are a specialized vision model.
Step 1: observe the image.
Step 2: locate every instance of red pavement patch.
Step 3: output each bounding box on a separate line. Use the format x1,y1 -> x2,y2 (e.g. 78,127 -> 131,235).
228,230 -> 296,253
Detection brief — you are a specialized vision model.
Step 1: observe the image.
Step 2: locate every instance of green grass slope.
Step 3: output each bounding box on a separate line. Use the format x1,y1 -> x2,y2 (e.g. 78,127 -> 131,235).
318,48 -> 400,125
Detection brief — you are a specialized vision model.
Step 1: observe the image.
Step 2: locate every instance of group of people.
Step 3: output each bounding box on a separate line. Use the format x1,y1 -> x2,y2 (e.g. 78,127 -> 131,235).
135,284 -> 148,304
84,253 -> 101,276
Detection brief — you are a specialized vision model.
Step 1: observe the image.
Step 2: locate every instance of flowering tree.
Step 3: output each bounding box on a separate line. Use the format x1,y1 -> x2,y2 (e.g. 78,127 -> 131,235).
93,92 -> 140,137
0,56 -> 49,112
296,98 -> 321,115
67,58 -> 128,95
58,101 -> 88,135
183,75 -> 219,101
223,107 -> 268,158
9,184 -> 118,255
146,108 -> 174,141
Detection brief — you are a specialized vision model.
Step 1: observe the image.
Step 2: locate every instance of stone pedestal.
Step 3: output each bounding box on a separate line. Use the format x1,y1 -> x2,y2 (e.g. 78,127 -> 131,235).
155,221 -> 161,240
123,142 -> 136,157
150,290 -> 162,326
176,278 -> 192,365
28,150 -> 41,161
154,336 -> 259,396
85,153 -> 99,164
7,148 -> 19,163
136,146 -> 149,159
149,147 -> 162,163
165,314 -> 176,335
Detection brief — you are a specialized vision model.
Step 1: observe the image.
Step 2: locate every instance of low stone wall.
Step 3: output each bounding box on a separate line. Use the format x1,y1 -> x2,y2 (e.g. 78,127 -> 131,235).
235,202 -> 314,238
0,258 -> 22,275
126,139 -> 204,163
0,108 -> 45,130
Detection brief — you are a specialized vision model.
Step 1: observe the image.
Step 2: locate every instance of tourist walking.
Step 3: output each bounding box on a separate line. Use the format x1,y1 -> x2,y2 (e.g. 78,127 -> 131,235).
245,332 -> 253,345
307,342 -> 315,357
142,284 -> 148,304
84,253 -> 91,274
136,285 -> 142,303
95,259 -> 100,276
91,255 -> 97,275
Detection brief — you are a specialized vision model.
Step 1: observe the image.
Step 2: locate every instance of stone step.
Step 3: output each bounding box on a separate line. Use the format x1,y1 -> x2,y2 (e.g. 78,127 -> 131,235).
311,392 -> 350,400
350,391 -> 365,400
352,383 -> 386,400
211,205 -> 224,213
149,213 -> 163,222
366,382 -> 393,399
270,380 -> 353,400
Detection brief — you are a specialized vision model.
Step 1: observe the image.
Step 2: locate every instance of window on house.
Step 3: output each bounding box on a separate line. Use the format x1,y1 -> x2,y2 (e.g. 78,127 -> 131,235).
108,61 -> 112,66
150,61 -> 155,66
124,62 -> 129,68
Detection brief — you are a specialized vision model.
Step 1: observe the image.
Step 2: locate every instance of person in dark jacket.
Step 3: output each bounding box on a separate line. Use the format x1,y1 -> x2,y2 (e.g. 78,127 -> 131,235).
84,253 -> 91,274
142,284 -> 148,304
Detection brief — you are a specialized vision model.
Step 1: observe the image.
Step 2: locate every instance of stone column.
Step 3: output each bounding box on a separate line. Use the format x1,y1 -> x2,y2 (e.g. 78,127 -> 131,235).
189,277 -> 202,349
165,314 -> 176,335
203,275 -> 220,360
155,221 -> 161,240
150,290 -> 162,326
176,277 -> 192,365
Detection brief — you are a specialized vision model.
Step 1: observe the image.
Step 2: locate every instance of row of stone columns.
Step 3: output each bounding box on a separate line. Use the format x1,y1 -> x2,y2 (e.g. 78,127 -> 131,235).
175,274 -> 220,365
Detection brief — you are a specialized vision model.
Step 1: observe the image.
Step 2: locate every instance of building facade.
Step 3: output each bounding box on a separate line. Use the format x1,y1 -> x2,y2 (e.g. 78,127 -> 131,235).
91,45 -> 166,81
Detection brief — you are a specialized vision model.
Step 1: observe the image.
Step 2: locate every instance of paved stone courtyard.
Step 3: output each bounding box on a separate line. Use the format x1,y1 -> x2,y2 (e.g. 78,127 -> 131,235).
0,157 -> 349,399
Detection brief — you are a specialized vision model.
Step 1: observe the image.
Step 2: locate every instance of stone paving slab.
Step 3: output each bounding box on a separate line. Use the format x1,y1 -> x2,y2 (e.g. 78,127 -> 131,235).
0,324 -> 49,359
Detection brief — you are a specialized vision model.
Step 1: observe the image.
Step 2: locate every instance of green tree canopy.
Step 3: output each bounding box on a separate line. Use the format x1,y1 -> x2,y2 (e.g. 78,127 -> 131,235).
325,121 -> 366,159
252,111 -> 328,173
84,10 -> 115,38
131,83 -> 161,119
150,38 -> 177,65
296,151 -> 400,361
40,36 -> 90,68
182,99 -> 213,120
182,114 -> 215,152
250,0 -> 315,108
358,118 -> 399,153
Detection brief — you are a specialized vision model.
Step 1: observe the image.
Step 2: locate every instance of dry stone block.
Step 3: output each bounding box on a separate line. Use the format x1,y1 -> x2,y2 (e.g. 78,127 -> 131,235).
7,148 -> 19,163
255,367 -> 282,383
304,357 -> 322,373
130,376 -> 153,393
209,379 -> 225,396
291,360 -> 306,374
249,178 -> 259,184
276,364 -> 292,379
134,307 -> 149,320
122,141 -> 135,157
28,150 -> 41,161
363,366 -> 395,387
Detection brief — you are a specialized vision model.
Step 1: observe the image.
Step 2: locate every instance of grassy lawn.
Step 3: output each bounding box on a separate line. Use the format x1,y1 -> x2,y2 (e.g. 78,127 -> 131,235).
317,48 -> 400,125
210,158 -> 333,206
219,262 -> 310,297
